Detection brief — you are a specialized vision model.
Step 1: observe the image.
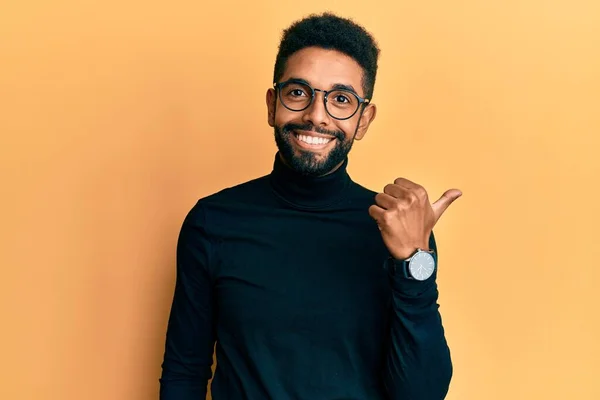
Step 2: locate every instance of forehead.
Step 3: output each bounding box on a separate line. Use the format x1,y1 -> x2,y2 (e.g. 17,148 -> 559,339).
280,47 -> 365,96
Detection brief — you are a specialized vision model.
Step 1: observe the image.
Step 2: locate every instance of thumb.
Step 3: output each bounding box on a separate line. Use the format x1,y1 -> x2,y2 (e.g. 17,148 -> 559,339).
431,189 -> 462,223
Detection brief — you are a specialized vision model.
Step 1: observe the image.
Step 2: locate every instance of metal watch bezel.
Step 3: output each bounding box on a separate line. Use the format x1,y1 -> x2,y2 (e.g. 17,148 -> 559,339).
407,248 -> 436,281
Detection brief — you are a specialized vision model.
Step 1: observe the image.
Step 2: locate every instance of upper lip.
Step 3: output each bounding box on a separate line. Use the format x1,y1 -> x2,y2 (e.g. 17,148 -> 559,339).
294,130 -> 335,140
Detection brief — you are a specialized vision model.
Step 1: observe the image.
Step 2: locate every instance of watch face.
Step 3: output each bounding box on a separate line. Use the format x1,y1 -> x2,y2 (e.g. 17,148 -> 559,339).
408,252 -> 436,281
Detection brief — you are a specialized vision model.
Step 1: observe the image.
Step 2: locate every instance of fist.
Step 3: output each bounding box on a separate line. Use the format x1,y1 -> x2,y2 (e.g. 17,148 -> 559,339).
368,178 -> 462,260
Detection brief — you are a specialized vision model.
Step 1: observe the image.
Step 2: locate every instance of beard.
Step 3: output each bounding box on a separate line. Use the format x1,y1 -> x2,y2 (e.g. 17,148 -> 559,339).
273,122 -> 356,177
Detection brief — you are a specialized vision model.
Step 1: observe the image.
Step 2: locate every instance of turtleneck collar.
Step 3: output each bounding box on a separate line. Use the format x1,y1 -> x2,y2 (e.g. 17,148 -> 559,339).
269,152 -> 351,209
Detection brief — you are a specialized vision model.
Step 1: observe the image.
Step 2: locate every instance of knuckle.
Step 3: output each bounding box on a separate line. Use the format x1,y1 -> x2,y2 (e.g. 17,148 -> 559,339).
393,199 -> 405,211
415,186 -> 428,199
405,192 -> 418,204
381,211 -> 395,225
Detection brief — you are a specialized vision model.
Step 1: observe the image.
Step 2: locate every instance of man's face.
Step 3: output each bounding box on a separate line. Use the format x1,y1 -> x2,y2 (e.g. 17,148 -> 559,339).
266,47 -> 377,177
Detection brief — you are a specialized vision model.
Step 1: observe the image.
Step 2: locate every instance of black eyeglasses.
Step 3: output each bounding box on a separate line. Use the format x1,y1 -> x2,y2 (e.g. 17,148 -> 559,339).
274,79 -> 370,120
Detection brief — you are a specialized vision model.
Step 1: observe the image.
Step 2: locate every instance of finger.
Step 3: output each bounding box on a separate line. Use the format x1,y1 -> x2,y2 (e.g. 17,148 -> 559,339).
431,189 -> 463,222
374,192 -> 399,210
392,179 -> 427,200
368,205 -> 388,231
368,204 -> 386,222
383,183 -> 410,199
393,178 -> 421,190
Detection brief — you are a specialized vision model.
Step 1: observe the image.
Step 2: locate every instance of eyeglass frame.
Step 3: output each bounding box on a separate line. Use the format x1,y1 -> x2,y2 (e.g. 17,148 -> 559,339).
273,79 -> 371,121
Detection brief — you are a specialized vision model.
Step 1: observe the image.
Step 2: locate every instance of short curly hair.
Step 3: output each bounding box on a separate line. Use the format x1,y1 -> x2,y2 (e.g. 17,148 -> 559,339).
273,12 -> 380,99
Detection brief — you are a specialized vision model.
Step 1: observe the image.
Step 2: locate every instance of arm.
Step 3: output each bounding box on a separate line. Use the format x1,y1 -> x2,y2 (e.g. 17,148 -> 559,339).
159,203 -> 217,400
383,231 -> 453,400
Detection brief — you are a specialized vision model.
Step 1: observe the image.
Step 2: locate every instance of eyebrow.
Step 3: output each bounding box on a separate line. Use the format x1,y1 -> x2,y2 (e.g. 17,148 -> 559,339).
288,77 -> 360,95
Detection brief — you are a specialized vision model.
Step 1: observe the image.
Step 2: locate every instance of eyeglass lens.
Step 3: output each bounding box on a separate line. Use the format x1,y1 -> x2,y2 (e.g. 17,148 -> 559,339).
279,81 -> 359,119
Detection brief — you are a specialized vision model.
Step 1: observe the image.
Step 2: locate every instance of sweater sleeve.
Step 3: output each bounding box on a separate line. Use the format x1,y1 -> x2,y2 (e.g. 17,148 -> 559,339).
382,231 -> 453,400
159,203 -> 217,400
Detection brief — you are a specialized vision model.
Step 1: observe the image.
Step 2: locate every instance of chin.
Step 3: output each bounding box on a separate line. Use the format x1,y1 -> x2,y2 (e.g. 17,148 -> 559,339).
288,153 -> 329,176
274,126 -> 352,177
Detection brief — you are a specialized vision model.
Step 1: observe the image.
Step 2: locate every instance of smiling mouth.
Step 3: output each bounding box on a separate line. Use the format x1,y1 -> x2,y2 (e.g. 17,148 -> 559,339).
293,131 -> 335,146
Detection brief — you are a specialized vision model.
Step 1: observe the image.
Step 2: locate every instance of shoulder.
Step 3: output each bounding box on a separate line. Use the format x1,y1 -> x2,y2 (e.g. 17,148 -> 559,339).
345,180 -> 379,205
199,174 -> 271,206
181,174 -> 273,227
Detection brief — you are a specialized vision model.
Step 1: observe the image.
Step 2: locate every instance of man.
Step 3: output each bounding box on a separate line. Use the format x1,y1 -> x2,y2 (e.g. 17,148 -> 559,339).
159,12 -> 460,400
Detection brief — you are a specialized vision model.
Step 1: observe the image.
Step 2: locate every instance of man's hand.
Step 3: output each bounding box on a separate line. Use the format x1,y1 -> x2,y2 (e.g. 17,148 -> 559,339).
368,178 -> 462,260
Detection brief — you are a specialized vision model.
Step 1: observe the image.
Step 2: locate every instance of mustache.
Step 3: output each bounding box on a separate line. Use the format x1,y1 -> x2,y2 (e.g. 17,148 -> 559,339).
282,123 -> 344,141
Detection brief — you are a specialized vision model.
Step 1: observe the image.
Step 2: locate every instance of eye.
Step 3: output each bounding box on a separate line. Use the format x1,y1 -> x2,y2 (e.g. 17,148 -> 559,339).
333,94 -> 350,103
289,88 -> 307,97
282,83 -> 311,98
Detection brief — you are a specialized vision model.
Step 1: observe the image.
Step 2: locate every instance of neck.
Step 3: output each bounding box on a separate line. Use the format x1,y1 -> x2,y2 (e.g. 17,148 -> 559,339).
269,152 -> 351,209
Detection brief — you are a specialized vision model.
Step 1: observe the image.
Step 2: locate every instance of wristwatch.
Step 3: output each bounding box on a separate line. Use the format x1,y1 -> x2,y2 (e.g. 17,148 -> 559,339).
387,248 -> 437,281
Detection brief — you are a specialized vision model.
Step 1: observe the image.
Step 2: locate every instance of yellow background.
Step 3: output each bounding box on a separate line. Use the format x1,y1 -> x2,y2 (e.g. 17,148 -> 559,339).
1,1 -> 599,399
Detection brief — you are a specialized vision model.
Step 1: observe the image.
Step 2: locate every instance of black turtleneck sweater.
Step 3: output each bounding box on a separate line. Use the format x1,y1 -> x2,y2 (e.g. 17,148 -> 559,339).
159,154 -> 452,400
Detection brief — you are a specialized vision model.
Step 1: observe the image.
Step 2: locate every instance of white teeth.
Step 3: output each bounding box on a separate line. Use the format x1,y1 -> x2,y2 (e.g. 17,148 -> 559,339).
297,134 -> 332,145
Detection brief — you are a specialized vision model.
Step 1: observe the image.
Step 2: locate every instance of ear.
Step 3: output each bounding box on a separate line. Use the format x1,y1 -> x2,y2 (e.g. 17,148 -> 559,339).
266,88 -> 276,127
354,103 -> 377,141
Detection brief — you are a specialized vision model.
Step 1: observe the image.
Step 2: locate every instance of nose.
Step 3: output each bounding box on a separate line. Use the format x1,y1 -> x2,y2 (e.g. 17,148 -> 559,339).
301,90 -> 331,127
